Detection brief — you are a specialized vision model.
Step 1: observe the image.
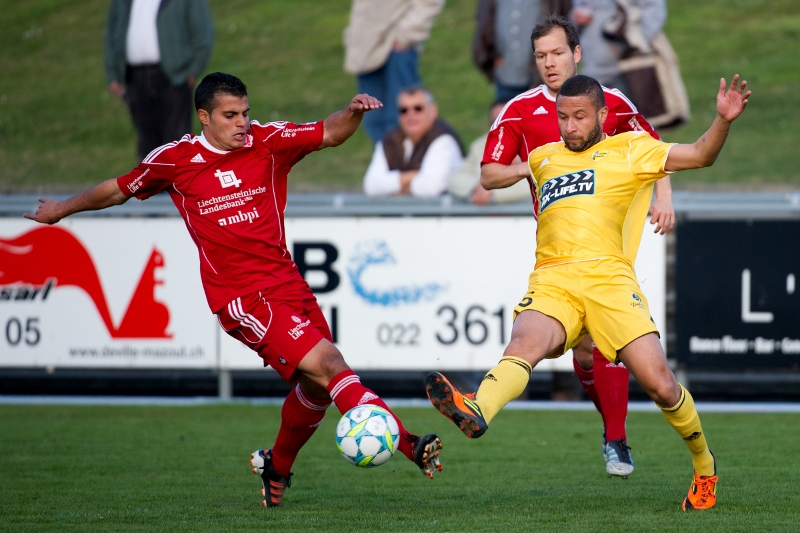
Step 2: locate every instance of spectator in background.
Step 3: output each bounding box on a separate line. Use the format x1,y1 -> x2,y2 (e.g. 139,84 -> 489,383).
473,0 -> 572,101
571,0 -> 666,89
105,0 -> 214,161
447,101 -> 529,204
364,86 -> 464,197
343,0 -> 445,143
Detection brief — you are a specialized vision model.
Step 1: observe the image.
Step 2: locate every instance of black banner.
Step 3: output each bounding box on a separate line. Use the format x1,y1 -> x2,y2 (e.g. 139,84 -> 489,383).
676,221 -> 800,370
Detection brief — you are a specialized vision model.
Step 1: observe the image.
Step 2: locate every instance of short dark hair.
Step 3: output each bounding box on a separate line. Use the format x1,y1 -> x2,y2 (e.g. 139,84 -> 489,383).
557,75 -> 606,110
531,14 -> 580,52
194,72 -> 248,112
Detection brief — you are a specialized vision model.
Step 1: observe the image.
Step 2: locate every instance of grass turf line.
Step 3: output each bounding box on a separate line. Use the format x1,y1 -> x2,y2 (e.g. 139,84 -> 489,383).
1,405 -> 799,532
0,0 -> 798,192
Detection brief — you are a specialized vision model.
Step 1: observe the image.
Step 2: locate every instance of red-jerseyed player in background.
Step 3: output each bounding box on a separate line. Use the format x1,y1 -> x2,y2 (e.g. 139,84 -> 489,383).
24,72 -> 443,507
479,15 -> 675,478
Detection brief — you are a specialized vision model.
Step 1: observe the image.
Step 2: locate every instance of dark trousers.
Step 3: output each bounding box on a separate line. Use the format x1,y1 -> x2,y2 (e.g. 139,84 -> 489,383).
125,64 -> 192,161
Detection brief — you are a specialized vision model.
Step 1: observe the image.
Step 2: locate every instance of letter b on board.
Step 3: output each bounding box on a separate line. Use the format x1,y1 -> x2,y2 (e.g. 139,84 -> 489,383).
293,242 -> 340,293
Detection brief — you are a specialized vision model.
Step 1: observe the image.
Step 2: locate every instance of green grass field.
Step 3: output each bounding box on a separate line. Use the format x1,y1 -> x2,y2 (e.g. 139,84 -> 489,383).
1,0 -> 798,192
2,404 -> 799,532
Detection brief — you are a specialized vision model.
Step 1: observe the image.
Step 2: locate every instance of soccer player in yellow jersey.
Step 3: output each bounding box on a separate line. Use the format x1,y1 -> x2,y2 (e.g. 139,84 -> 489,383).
427,73 -> 751,511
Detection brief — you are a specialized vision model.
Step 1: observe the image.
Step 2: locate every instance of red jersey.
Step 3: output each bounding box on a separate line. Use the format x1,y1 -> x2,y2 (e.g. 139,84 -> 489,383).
481,84 -> 659,214
117,120 -> 324,313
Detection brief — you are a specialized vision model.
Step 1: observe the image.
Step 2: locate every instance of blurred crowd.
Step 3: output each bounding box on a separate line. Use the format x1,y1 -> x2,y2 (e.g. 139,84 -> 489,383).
108,0 -> 687,203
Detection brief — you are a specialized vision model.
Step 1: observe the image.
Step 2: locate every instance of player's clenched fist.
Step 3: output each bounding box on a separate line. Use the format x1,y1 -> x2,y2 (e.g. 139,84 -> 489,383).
349,94 -> 383,113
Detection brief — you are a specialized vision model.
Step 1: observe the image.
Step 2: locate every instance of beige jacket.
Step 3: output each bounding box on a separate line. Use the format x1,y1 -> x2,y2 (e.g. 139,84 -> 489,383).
344,0 -> 445,75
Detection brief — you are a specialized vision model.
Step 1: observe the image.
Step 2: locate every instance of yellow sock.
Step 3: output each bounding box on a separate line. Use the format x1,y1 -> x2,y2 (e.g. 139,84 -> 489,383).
660,384 -> 715,476
475,357 -> 532,424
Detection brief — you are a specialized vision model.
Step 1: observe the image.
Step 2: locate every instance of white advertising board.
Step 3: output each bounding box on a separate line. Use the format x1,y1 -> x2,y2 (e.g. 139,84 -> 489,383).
0,219 -> 217,368
1,216 -> 664,372
220,217 -> 666,372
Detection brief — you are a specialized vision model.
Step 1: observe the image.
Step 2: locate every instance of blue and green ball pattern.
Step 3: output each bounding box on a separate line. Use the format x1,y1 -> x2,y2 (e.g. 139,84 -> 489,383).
336,405 -> 400,467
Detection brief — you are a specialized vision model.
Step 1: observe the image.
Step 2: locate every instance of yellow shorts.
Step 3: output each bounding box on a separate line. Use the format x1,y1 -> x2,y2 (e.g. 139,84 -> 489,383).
513,258 -> 658,363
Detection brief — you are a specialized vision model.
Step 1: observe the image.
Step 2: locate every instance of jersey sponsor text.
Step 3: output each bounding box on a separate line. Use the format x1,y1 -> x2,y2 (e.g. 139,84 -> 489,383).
218,207 -> 260,227
491,126 -> 505,161
126,168 -> 150,194
197,186 -> 267,214
539,170 -> 595,212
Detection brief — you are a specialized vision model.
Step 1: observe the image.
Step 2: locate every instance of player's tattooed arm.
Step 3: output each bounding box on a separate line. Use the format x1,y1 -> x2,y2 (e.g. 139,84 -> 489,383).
321,94 -> 383,148
665,75 -> 751,172
23,178 -> 128,225
650,176 -> 675,234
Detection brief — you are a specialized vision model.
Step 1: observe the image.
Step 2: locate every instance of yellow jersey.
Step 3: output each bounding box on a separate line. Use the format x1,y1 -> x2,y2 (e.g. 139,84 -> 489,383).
528,131 -> 675,269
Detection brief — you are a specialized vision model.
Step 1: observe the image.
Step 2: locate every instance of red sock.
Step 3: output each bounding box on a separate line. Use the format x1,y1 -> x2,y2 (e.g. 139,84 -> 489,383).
327,370 -> 416,462
271,384 -> 330,477
592,346 -> 630,442
573,355 -> 602,412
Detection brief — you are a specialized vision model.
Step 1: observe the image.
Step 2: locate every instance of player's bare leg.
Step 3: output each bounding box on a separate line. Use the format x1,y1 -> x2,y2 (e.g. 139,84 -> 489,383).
617,333 -> 717,509
427,310 -> 564,437
301,340 -> 442,478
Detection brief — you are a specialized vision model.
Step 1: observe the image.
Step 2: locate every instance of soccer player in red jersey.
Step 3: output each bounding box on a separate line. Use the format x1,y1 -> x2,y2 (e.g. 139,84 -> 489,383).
479,15 -> 675,478
24,72 -> 443,507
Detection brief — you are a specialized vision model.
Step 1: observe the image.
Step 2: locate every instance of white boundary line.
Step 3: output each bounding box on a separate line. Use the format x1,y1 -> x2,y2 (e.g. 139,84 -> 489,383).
2,396 -> 800,413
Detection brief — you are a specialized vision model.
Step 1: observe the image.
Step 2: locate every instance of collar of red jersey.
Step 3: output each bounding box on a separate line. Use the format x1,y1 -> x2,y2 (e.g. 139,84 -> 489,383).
198,133 -> 230,155
540,84 -> 557,102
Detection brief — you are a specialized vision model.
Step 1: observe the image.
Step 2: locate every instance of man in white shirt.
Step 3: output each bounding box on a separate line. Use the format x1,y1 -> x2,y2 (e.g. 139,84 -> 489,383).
364,87 -> 465,197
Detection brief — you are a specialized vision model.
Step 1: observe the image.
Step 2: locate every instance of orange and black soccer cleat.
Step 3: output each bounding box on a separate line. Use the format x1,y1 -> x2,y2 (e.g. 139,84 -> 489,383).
682,453 -> 718,511
425,372 -> 488,438
250,449 -> 292,508
411,433 -> 443,479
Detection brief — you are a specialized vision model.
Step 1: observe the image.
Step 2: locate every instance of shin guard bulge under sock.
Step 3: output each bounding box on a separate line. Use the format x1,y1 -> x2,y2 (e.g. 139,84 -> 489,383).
475,356 -> 532,424
572,356 -> 602,413
660,384 -> 715,476
593,347 -> 630,442
271,384 -> 330,477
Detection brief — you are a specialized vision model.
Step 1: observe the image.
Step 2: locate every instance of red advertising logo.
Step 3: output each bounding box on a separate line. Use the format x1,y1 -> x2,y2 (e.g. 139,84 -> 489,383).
0,226 -> 171,338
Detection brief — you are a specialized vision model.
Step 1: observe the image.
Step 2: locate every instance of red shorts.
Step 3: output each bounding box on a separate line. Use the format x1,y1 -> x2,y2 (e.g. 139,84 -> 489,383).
216,280 -> 332,383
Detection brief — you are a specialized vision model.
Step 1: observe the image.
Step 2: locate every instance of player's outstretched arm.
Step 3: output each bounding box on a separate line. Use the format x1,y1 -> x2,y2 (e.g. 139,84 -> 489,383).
665,75 -> 751,172
480,161 -> 531,190
23,178 -> 128,225
320,94 -> 383,149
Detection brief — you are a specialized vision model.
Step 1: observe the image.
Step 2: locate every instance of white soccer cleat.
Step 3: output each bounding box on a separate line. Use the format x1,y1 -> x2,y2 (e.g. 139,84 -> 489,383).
605,439 -> 634,478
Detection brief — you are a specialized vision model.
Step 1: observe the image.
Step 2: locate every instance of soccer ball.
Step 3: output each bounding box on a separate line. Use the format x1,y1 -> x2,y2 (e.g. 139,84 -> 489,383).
335,405 -> 400,467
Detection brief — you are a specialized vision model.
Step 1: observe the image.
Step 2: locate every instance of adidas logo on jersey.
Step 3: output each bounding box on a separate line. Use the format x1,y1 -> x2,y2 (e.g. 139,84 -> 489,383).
190,154 -> 206,163
533,106 -> 548,115
539,157 -> 549,168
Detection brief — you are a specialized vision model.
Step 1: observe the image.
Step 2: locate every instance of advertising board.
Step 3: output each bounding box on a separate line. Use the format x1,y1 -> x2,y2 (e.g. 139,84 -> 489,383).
221,217 -> 667,371
0,219 -> 217,368
1,216 -> 665,372
676,220 -> 800,370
